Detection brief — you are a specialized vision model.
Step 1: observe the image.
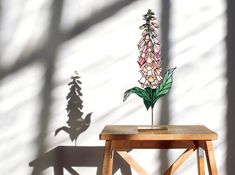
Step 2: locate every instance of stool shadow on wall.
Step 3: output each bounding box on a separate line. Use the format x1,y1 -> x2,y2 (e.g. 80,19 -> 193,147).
29,146 -> 132,175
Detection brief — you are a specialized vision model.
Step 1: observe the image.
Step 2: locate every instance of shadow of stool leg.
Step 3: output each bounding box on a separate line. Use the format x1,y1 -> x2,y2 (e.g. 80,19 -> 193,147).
114,151 -> 132,175
64,166 -> 80,175
54,165 -> 63,175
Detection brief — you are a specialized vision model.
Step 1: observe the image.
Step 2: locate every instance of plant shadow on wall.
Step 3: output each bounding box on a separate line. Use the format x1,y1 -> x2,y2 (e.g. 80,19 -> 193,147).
55,72 -> 92,146
29,72 -> 132,175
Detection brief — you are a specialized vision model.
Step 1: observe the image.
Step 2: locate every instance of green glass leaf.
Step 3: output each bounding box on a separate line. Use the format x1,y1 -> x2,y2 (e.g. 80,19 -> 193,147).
143,99 -> 152,110
123,68 -> 175,110
153,68 -> 176,103
145,87 -> 156,101
123,87 -> 151,102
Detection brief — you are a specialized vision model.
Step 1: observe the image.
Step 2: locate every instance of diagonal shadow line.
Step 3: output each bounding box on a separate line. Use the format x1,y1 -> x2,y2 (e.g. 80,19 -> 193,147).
0,0 -> 138,81
172,12 -> 224,45
63,0 -> 138,42
0,48 -> 44,80
64,166 -> 80,175
0,0 -> 65,80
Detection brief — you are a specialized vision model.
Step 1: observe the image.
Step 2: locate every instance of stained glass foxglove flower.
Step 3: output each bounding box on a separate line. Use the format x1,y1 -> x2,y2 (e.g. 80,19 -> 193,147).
123,9 -> 176,127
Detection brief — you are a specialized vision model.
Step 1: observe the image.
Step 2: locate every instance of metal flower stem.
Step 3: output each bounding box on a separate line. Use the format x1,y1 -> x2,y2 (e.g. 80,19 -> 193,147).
151,107 -> 154,128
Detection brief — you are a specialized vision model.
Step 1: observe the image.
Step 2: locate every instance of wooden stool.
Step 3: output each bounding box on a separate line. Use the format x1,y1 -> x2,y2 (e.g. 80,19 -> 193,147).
100,125 -> 218,175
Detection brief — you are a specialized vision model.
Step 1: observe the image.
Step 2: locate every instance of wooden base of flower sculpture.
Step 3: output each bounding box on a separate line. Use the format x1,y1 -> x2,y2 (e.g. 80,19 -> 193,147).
138,126 -> 168,131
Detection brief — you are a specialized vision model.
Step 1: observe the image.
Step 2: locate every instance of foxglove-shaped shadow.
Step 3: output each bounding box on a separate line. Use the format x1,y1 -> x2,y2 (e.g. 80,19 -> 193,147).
55,72 -> 92,146
29,146 -> 132,175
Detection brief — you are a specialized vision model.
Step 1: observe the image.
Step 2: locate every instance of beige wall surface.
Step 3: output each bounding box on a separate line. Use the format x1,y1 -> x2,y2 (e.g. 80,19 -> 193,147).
0,0 -> 228,174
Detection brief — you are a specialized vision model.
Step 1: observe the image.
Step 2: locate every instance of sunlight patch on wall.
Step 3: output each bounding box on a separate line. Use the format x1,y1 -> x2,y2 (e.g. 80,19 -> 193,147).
0,0 -> 51,69
0,63 -> 44,175
169,0 -> 227,174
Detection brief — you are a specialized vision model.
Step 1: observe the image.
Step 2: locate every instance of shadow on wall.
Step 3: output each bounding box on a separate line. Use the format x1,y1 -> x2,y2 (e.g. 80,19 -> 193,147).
0,0 -> 140,156
29,146 -> 132,175
55,72 -> 92,146
34,0 -> 139,158
226,0 -> 235,174
0,0 -> 176,174
30,72 -> 130,174
24,1 -> 140,173
158,0 -> 171,173
0,0 -> 140,162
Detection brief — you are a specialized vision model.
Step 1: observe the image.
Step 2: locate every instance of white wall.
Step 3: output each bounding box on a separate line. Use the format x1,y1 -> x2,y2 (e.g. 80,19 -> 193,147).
0,0 -> 227,174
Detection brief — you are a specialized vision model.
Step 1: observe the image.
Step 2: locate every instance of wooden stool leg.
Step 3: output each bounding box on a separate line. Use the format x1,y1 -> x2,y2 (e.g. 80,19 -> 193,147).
197,147 -> 205,175
102,141 -> 113,175
164,148 -> 196,175
205,141 -> 218,175
117,151 -> 148,175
